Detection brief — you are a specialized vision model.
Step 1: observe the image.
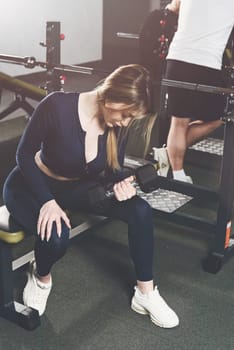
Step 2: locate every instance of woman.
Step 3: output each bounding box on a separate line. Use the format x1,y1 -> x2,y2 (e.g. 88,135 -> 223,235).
3,64 -> 178,328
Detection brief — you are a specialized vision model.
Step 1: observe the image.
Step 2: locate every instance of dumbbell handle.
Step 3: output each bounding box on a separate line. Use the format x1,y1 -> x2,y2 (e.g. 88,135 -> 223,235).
105,180 -> 138,198
105,162 -> 159,197
88,163 -> 159,210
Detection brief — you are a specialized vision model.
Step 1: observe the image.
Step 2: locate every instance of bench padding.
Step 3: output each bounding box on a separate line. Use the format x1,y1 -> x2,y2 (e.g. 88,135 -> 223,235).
0,206 -> 25,244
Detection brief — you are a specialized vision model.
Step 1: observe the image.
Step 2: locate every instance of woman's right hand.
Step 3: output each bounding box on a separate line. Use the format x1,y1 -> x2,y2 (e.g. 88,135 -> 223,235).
37,199 -> 71,241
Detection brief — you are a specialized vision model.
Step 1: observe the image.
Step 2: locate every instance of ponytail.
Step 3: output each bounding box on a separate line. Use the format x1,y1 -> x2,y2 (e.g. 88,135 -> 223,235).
106,128 -> 120,170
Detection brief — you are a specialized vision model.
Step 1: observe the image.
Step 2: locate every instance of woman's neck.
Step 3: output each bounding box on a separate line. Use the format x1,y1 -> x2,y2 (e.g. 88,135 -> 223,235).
79,91 -> 106,132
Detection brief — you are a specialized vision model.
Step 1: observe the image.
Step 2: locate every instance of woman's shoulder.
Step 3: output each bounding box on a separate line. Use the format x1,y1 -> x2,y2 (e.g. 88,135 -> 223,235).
45,91 -> 79,104
35,92 -> 80,123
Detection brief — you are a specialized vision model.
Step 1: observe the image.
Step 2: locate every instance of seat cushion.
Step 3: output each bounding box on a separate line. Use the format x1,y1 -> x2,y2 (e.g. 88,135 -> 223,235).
0,206 -> 25,244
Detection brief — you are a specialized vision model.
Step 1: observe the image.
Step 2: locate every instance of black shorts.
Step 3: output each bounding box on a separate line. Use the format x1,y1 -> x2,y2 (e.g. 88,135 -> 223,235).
165,60 -> 227,121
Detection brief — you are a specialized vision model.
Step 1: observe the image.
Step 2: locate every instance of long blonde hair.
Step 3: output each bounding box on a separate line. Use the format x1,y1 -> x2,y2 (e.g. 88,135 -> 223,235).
96,64 -> 155,170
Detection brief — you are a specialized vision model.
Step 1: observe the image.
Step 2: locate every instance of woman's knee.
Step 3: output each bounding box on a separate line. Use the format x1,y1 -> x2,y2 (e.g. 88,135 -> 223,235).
42,221 -> 70,254
128,196 -> 152,222
170,116 -> 191,130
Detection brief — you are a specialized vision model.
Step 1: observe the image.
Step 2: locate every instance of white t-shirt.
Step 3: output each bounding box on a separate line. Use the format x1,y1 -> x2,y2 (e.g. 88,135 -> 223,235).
167,0 -> 234,70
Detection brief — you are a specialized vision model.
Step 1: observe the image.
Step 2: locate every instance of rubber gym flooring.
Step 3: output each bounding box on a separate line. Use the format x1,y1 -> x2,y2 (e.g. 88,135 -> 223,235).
0,69 -> 234,350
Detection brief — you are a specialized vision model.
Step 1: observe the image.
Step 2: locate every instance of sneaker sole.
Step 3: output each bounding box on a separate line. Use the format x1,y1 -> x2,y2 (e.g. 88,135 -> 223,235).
131,299 -> 149,315
131,298 -> 179,328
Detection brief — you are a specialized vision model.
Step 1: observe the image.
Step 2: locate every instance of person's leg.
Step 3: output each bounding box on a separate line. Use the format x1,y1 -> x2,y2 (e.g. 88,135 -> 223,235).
167,117 -> 223,181
186,119 -> 223,146
164,60 -> 225,182
96,196 -> 179,328
3,167 -> 70,277
45,179 -> 178,327
66,186 -> 155,286
167,116 -> 191,171
60,180 -> 154,285
115,196 -> 154,286
3,167 -> 70,315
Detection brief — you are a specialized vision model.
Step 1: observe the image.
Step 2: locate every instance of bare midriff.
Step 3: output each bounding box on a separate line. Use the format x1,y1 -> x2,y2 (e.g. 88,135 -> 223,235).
34,151 -> 80,181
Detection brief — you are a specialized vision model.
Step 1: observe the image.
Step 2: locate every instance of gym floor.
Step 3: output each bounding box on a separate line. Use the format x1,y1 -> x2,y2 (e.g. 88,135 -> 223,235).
0,70 -> 234,350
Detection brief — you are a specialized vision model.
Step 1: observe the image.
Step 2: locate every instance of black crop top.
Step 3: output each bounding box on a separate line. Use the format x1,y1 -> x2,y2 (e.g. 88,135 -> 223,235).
16,92 -> 127,205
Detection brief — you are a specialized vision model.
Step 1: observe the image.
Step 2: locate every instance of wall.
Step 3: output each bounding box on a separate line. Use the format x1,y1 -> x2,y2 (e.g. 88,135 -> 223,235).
149,0 -> 160,11
0,0 -> 103,76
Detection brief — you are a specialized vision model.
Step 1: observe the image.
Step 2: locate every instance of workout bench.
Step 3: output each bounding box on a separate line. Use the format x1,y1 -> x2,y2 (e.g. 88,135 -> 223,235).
0,205 -> 107,330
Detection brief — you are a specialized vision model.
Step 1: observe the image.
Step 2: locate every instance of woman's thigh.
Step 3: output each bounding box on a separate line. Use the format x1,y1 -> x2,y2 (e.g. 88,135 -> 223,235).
3,166 -> 40,235
62,181 -> 152,225
3,169 -> 152,232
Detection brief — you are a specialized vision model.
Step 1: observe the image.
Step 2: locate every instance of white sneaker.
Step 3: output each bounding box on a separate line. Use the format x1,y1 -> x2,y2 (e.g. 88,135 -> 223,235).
174,175 -> 193,184
23,261 -> 52,316
152,147 -> 170,177
131,286 -> 179,328
185,176 -> 193,184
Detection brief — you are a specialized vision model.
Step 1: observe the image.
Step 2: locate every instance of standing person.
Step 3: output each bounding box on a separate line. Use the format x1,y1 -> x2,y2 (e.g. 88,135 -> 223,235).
3,64 -> 179,328
154,0 -> 234,183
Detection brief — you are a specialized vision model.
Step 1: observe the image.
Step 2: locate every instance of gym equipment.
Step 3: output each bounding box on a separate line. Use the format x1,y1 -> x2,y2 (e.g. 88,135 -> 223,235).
0,22 -> 67,121
0,21 -> 109,95
0,54 -> 108,76
0,21 -> 106,119
139,9 -> 177,76
0,21 -> 64,116
117,9 -> 178,79
1,18 -> 232,96
8,10 -> 180,87
0,71 -> 46,120
117,8 -> 177,117
117,9 -> 178,127
41,22 -> 63,93
156,77 -> 234,273
88,160 -> 219,212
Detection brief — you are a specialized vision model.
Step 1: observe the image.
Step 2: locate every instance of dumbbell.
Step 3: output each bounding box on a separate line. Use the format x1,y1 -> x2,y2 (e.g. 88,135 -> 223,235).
88,163 -> 159,210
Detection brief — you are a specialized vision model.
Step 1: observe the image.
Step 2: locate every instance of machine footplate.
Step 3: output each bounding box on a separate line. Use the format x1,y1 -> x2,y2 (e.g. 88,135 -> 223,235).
189,137 -> 223,156
137,187 -> 192,213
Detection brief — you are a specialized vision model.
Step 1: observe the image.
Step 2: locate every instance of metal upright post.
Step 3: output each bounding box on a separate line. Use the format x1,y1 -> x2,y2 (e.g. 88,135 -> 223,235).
203,115 -> 234,273
46,21 -> 62,93
156,81 -> 170,146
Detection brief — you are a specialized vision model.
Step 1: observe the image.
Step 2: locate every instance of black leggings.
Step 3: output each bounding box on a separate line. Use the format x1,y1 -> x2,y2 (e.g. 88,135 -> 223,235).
3,167 -> 154,281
